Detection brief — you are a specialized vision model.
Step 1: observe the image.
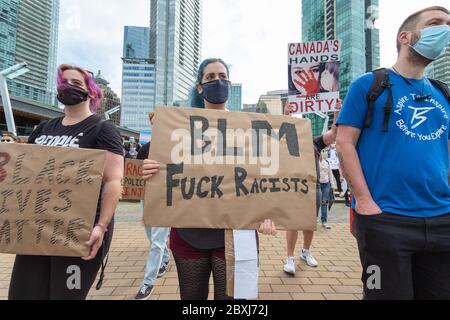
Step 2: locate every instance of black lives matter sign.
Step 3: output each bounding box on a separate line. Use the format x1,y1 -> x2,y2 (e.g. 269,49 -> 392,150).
0,144 -> 105,257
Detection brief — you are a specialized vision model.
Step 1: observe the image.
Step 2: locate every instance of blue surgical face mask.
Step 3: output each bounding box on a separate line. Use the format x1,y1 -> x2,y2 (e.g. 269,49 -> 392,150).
410,25 -> 450,60
201,79 -> 230,105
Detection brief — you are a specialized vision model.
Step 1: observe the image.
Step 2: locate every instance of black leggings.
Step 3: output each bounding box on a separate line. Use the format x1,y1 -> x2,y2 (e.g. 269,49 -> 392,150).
174,255 -> 232,300
8,220 -> 114,300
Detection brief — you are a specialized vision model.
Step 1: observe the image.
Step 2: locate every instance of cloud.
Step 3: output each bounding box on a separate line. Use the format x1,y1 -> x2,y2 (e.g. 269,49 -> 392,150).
58,0 -> 149,96
57,0 -> 450,105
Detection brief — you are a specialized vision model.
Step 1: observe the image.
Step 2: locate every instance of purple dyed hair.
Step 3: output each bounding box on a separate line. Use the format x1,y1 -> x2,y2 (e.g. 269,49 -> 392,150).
56,64 -> 103,112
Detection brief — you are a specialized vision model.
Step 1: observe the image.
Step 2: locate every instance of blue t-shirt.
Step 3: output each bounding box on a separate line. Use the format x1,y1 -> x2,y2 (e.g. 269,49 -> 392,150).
336,69 -> 450,218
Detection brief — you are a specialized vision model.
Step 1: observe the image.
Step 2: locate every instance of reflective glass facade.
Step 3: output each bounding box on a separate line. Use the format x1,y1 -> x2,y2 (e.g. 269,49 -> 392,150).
228,83 -> 242,112
302,0 -> 380,136
123,26 -> 150,59
150,0 -> 202,106
426,45 -> 450,85
12,0 -> 59,105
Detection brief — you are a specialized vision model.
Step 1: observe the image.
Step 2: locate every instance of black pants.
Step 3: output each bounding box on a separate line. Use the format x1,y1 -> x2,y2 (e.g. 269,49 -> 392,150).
332,169 -> 342,192
353,212 -> 450,300
8,220 -> 114,300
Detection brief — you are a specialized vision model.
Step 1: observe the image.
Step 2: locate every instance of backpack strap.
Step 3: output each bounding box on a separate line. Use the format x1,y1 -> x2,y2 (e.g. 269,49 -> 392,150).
429,78 -> 450,104
365,68 -> 393,132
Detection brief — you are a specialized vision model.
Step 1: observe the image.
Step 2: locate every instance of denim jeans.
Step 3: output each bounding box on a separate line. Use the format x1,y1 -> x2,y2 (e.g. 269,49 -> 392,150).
320,182 -> 332,224
141,202 -> 170,286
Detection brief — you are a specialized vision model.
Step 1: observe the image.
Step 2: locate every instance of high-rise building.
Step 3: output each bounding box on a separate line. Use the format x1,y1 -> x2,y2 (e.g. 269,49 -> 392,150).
5,0 -> 60,105
150,0 -> 202,107
0,0 -> 19,72
228,83 -> 242,112
426,45 -> 450,85
95,70 -> 121,126
301,0 -> 380,136
120,26 -> 155,132
258,95 -> 283,116
123,26 -> 150,59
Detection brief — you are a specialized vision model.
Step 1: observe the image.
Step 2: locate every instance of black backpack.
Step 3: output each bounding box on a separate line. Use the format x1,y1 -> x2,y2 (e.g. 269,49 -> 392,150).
364,68 -> 450,132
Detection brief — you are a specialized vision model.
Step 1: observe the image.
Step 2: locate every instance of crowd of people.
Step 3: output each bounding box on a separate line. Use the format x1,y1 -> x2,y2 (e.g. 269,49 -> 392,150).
1,6 -> 449,300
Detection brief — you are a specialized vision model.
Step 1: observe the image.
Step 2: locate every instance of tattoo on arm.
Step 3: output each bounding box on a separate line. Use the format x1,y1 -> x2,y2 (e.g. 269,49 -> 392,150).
338,151 -> 353,190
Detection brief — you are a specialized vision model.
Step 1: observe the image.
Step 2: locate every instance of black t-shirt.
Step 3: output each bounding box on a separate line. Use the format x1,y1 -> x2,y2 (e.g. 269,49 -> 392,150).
29,115 -> 124,155
28,115 -> 124,214
136,142 -> 150,160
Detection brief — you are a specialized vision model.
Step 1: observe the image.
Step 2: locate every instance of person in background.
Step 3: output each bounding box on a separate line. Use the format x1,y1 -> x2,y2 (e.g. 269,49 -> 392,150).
319,150 -> 337,230
134,112 -> 171,301
1,131 -> 19,143
283,101 -> 341,275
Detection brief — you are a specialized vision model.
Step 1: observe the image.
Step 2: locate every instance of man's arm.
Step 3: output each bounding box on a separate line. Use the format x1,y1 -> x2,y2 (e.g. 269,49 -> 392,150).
336,125 -> 381,215
448,140 -> 450,186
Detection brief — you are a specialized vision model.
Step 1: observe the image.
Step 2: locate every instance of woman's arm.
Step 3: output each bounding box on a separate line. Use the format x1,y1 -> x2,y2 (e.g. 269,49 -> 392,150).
83,151 -> 124,260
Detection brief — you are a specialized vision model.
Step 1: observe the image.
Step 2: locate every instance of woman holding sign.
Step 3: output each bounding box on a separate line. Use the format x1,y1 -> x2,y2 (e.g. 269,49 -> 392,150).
8,64 -> 124,300
142,58 -> 277,300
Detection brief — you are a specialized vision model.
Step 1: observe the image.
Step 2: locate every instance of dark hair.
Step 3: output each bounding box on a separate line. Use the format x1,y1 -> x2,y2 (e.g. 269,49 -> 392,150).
190,58 -> 230,108
396,6 -> 449,52
319,62 -> 339,92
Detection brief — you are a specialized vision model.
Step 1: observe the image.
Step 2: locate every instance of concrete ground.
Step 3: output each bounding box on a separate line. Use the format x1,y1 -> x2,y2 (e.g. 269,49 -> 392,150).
0,201 -> 362,300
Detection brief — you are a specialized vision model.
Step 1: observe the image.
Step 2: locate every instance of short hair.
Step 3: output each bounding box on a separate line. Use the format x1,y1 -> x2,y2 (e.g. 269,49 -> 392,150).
2,131 -> 18,141
397,6 -> 449,52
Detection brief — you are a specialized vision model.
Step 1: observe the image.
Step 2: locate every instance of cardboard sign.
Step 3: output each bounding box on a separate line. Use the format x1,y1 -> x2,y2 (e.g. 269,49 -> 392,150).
288,40 -> 341,114
0,144 -> 105,257
144,107 -> 317,231
122,159 -> 146,200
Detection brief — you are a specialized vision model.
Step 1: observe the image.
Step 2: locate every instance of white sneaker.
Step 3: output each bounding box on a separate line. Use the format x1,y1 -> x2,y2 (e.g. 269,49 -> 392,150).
322,223 -> 332,230
301,249 -> 318,268
283,257 -> 296,275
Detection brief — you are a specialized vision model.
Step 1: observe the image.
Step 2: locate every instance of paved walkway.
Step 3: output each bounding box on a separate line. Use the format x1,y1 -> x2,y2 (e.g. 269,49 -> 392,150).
0,202 -> 363,300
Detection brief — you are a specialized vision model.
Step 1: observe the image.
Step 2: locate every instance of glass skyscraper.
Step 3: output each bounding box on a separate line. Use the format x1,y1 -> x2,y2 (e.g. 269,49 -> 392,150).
0,0 -> 19,72
150,0 -> 202,107
123,26 -> 150,59
7,0 -> 60,105
426,44 -> 450,85
301,0 -> 380,135
228,83 -> 242,112
121,26 -> 156,132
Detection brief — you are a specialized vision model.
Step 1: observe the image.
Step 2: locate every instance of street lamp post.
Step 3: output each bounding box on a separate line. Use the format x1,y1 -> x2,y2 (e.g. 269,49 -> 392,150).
0,62 -> 30,136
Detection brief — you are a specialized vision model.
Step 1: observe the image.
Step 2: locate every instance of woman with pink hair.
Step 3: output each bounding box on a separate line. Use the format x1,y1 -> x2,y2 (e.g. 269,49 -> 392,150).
8,64 -> 124,300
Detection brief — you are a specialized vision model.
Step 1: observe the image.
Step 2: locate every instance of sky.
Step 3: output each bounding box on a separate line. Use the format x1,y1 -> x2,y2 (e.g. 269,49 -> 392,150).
58,0 -> 449,105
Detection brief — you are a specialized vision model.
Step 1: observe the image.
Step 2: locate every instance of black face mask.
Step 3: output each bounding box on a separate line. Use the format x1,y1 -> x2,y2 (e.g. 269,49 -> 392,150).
201,79 -> 230,105
57,83 -> 89,106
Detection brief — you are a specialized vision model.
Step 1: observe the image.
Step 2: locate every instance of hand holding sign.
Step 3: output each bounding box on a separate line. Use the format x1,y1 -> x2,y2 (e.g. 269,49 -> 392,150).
142,160 -> 160,180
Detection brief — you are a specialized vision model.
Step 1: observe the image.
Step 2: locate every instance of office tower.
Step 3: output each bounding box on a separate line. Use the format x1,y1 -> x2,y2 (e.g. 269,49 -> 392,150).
150,0 -> 202,106
426,44 -> 450,85
10,0 -> 60,105
228,83 -> 242,112
121,26 -> 156,132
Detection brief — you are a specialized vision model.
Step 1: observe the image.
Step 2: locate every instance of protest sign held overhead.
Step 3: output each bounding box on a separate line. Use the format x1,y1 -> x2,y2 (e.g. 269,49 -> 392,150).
288,40 -> 341,115
144,107 -> 317,231
122,159 -> 146,200
0,144 -> 105,257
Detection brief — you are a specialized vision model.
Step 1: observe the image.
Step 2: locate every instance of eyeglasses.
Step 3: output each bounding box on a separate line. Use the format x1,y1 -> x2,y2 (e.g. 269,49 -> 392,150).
1,139 -> 14,143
